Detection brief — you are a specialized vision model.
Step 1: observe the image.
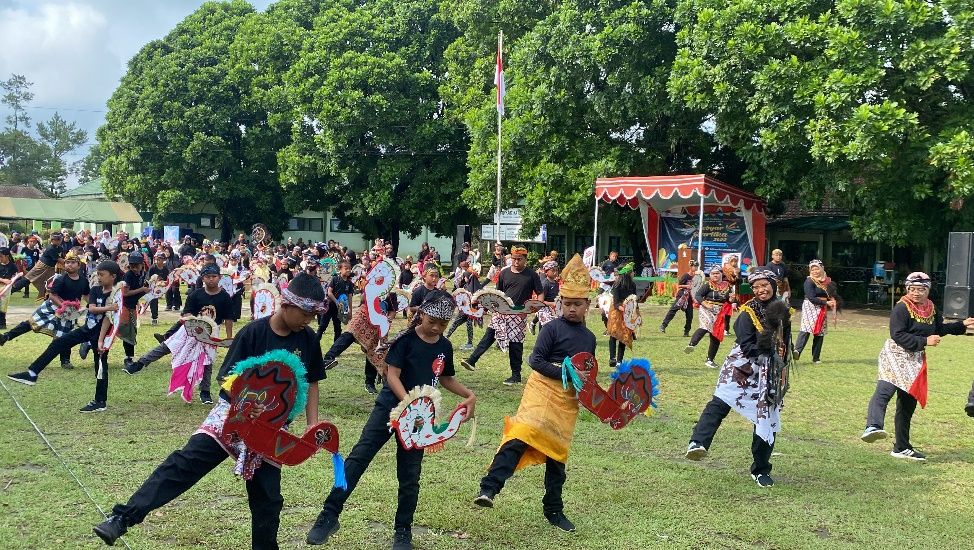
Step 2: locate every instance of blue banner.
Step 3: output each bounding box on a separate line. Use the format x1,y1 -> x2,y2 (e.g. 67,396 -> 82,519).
657,211 -> 753,272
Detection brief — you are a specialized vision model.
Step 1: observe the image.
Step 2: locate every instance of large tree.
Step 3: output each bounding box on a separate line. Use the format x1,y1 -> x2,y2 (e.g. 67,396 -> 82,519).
669,0 -> 974,246
442,0 -> 721,263
98,1 -> 290,240
0,74 -> 46,187
36,113 -> 87,196
278,0 -> 473,252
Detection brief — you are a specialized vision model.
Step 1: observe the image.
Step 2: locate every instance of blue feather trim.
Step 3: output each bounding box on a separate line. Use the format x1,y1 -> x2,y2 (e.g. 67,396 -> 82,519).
228,349 -> 309,422
561,356 -> 583,393
613,358 -> 661,407
332,453 -> 348,491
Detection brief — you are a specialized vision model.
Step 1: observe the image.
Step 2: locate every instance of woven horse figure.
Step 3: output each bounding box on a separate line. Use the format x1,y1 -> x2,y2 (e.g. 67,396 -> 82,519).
564,352 -> 659,430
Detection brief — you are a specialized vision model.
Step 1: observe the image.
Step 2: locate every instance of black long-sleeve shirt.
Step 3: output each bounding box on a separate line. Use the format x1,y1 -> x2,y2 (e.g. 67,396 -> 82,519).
734,299 -> 792,360
528,317 -> 597,379
889,302 -> 966,352
694,282 -> 731,304
803,278 -> 831,306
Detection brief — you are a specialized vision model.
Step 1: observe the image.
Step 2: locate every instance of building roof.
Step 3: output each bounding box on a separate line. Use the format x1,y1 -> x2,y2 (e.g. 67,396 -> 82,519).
61,177 -> 107,200
770,197 -> 848,222
0,184 -> 48,199
0,197 -> 143,223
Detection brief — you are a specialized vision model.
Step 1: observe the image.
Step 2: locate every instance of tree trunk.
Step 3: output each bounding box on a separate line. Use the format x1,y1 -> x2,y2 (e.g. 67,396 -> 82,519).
389,219 -> 401,258
220,213 -> 233,243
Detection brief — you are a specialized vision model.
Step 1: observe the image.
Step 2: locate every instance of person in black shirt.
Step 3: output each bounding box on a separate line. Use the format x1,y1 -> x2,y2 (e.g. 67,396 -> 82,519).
10,232 -> 63,299
528,260 -> 560,336
0,248 -> 89,369
94,272 -> 328,548
114,250 -> 149,364
0,247 -> 18,328
408,263 -> 441,316
462,245 -> 543,385
685,266 -> 734,369
767,249 -> 791,303
147,252 -> 170,325
318,260 -> 356,342
446,260 -> 485,349
307,290 -> 475,549
7,261 -> 121,410
473,254 -> 595,533
20,236 -> 41,297
659,260 -> 698,337
124,264 -> 232,401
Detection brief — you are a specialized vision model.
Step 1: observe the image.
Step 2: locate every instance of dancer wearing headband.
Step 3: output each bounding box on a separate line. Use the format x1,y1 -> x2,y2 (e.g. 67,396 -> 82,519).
860,272 -> 974,461
686,269 -> 792,487
684,265 -> 734,368
793,259 -> 835,363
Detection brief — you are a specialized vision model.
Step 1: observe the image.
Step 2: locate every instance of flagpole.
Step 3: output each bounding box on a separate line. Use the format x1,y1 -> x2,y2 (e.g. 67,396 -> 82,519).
495,30 -> 503,246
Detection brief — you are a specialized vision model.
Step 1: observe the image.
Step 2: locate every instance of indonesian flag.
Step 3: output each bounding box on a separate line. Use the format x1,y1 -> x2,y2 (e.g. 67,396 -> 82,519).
494,41 -> 505,116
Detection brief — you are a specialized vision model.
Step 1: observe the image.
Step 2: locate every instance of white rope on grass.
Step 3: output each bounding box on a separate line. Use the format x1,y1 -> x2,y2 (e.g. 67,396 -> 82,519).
0,377 -> 133,550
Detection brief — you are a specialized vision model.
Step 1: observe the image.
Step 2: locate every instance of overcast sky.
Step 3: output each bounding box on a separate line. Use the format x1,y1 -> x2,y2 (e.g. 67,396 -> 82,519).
0,0 -> 274,186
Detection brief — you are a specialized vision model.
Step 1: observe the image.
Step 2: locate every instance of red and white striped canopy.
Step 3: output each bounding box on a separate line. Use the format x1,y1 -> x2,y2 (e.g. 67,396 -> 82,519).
595,174 -> 765,213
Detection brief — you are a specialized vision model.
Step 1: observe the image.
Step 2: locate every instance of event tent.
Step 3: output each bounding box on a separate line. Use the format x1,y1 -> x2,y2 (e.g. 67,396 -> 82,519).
593,174 -> 767,270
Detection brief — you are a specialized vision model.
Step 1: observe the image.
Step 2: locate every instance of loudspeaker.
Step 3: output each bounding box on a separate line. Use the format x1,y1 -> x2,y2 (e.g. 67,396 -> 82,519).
454,225 -> 471,261
943,285 -> 974,319
946,232 -> 974,287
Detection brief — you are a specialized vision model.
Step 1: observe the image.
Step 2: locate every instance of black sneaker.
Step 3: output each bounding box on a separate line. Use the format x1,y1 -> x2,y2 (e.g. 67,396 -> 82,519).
683,331 -> 691,337
544,511 -> 576,532
503,376 -> 521,386
123,359 -> 143,375
0,333 -> 7,346
966,402 -> 974,418
658,325 -> 665,333
306,513 -> 340,545
685,441 -> 708,461
154,333 -> 166,344
7,371 -> 37,386
61,362 -> 75,370
93,514 -> 127,545
890,448 -> 926,461
752,473 -> 774,488
79,341 -> 91,360
473,490 -> 495,508
80,401 -> 107,413
324,358 -> 338,370
392,527 -> 412,550
200,392 -> 213,405
461,359 -> 476,371
365,383 -> 377,395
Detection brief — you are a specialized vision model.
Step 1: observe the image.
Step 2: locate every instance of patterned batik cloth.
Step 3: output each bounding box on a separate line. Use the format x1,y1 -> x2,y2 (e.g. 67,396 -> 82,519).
798,299 -> 827,335
117,307 -> 139,345
536,306 -> 556,327
195,399 -> 283,471
697,301 -> 723,332
877,338 -> 924,393
29,300 -> 77,338
166,323 -> 219,371
490,313 -> 527,352
607,307 -> 635,349
712,344 -> 782,445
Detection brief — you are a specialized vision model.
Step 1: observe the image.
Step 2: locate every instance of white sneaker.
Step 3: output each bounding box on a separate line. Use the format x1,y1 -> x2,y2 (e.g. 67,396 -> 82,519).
890,448 -> 926,461
705,360 -> 718,369
685,442 -> 708,461
860,426 -> 888,443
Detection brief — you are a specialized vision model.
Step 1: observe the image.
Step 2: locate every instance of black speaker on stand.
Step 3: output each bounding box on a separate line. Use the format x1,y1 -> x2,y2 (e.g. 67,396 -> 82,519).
944,232 -> 974,318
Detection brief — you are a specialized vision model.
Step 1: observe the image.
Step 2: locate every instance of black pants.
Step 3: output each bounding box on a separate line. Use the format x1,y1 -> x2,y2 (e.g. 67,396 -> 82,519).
866,380 -> 918,452
467,327 -> 523,378
661,301 -> 692,334
794,332 -> 824,361
320,401 -> 424,530
149,299 -> 159,320
480,439 -> 566,514
365,360 -> 378,385
446,312 -> 473,344
968,380 -> 974,405
93,348 -> 109,403
0,311 -> 6,328
165,286 -> 182,310
27,325 -> 91,374
6,321 -> 71,364
112,433 -> 282,550
689,329 -> 721,362
608,337 -> 626,363
10,276 -> 30,294
691,397 -> 774,476
316,305 -> 341,342
323,331 -> 355,363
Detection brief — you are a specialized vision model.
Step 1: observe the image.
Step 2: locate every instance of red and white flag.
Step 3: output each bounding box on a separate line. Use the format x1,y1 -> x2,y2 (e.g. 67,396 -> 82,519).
494,41 -> 505,116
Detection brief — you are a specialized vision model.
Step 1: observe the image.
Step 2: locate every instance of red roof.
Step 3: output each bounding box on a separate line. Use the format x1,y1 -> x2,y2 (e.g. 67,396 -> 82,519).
595,174 -> 765,212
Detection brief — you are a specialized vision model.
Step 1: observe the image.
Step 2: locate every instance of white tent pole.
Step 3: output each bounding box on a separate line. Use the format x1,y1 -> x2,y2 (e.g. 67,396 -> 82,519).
495,30 -> 503,246
591,194 -> 599,266
696,193 -> 704,268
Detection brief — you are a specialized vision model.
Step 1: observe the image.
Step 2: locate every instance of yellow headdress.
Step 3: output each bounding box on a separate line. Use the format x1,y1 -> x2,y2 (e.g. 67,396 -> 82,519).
510,245 -> 528,256
559,253 -> 591,299
64,249 -> 85,265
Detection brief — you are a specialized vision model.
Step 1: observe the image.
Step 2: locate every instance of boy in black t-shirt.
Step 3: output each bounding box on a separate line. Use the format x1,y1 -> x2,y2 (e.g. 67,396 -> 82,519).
307,290 -> 476,549
7,261 -> 122,410
407,263 -> 441,316
94,273 -> 328,548
1,248 -> 89,370
124,264 -> 232,405
146,251 -> 170,325
318,260 -> 355,342
118,251 -> 149,363
660,260 -> 698,337
10,232 -> 63,299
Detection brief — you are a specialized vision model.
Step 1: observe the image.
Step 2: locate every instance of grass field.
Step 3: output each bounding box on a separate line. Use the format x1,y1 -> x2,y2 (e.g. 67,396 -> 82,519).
2,295 -> 974,549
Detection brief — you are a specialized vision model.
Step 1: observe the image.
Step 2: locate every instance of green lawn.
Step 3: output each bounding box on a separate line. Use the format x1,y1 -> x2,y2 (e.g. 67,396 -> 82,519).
2,300 -> 974,549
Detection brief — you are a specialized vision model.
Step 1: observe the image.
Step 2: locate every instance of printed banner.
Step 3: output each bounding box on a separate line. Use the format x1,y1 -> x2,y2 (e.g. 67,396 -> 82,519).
164,225 -> 180,246
657,211 -> 753,273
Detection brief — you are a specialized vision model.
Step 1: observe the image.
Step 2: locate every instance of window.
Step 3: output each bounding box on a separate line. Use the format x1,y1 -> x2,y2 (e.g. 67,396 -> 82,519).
778,240 -> 819,264
547,234 -> 566,255
831,241 -> 876,268
308,218 -> 323,232
199,216 -> 212,228
574,236 -> 592,254
606,236 -> 633,257
330,218 -> 357,233
288,218 -> 299,231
